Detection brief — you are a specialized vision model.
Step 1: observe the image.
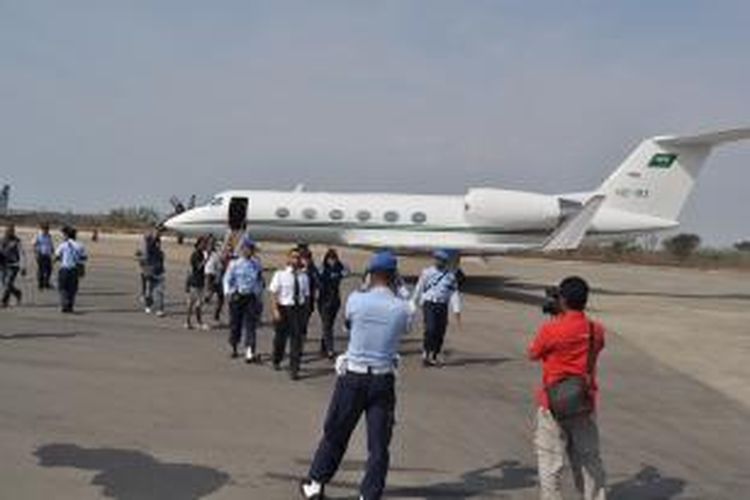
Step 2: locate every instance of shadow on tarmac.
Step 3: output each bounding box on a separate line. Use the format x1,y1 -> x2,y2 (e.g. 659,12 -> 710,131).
0,332 -> 90,341
34,443 -> 231,500
457,274 -> 750,304
268,459 -> 537,499
609,465 -> 687,500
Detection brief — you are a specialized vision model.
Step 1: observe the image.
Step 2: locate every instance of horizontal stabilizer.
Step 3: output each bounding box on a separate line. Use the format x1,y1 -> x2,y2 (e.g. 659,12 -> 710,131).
542,195 -> 605,252
654,127 -> 750,147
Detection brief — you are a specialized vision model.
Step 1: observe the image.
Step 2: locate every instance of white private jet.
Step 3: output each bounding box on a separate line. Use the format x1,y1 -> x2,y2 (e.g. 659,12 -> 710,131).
164,127 -> 750,255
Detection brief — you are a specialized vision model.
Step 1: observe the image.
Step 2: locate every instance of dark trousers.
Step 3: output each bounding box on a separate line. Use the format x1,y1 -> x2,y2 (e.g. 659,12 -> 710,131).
272,305 -> 304,374
206,278 -> 224,322
423,301 -> 449,355
302,302 -> 314,340
1,266 -> 22,306
309,373 -> 396,500
229,294 -> 258,352
37,255 -> 53,289
318,299 -> 341,354
58,267 -> 79,312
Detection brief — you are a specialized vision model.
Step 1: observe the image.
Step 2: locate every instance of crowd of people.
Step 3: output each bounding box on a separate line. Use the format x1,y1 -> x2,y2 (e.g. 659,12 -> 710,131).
1,222 -> 608,500
1,223 -> 88,312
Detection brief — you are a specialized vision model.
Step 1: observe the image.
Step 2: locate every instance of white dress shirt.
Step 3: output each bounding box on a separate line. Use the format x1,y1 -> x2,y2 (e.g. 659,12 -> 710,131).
268,266 -> 310,306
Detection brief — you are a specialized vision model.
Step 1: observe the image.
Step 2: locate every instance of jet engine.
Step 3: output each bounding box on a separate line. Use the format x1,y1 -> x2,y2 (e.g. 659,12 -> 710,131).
464,188 -> 561,230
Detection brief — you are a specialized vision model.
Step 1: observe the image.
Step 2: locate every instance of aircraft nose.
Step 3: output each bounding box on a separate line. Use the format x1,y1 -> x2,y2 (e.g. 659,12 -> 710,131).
163,212 -> 187,232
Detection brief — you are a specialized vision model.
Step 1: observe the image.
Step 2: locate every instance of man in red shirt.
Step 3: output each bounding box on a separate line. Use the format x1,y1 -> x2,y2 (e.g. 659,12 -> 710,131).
528,276 -> 607,500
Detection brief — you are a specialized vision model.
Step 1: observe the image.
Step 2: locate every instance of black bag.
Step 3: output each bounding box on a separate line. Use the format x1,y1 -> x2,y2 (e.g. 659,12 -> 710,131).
546,322 -> 596,420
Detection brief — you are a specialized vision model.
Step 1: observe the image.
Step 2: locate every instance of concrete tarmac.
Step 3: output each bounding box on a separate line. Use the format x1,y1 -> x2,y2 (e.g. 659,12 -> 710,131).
1,233 -> 748,499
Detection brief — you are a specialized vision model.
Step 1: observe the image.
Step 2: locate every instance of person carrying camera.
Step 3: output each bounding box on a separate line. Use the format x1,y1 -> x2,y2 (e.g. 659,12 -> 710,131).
528,276 -> 607,500
300,251 -> 411,500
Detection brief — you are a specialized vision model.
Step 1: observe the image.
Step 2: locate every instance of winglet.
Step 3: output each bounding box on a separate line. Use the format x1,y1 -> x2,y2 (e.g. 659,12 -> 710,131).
541,195 -> 605,252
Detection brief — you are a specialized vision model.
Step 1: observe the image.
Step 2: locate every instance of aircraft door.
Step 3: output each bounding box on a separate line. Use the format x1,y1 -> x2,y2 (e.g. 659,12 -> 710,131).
228,197 -> 249,230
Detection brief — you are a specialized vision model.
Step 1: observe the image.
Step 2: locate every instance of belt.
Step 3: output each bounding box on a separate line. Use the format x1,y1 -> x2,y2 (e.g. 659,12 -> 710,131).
346,362 -> 393,376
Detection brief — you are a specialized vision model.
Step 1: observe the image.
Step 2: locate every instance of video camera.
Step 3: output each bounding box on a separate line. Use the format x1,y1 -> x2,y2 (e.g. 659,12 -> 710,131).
541,286 -> 563,316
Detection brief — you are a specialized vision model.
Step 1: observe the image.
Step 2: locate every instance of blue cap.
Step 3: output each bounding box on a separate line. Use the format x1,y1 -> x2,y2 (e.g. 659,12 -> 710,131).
240,236 -> 256,249
367,251 -> 398,273
433,248 -> 451,261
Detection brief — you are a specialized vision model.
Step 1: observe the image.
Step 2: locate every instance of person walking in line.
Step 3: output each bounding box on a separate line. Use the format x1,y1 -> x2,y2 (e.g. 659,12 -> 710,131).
55,226 -> 87,313
185,236 -> 208,330
1,224 -> 27,307
317,248 -> 350,360
223,236 -> 263,360
269,247 -> 310,380
135,229 -> 154,306
298,244 -> 319,346
142,232 -> 166,317
204,239 -> 226,326
529,276 -> 608,500
412,249 -> 460,366
32,222 -> 55,290
300,251 -> 411,500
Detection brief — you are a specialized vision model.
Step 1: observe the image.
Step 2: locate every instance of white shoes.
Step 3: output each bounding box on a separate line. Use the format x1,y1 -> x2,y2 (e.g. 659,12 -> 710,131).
299,479 -> 323,499
156,310 -> 165,318
245,347 -> 255,363
144,307 -> 152,314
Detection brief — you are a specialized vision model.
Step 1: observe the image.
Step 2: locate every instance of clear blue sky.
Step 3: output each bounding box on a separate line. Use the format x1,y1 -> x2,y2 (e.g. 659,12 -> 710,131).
1,1 -> 749,245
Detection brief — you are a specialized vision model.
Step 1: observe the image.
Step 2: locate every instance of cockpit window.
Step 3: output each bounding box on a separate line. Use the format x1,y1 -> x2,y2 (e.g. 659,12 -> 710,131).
210,197 -> 224,206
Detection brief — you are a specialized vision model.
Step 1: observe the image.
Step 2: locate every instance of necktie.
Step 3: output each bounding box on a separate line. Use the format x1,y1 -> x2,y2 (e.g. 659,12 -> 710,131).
293,271 -> 301,306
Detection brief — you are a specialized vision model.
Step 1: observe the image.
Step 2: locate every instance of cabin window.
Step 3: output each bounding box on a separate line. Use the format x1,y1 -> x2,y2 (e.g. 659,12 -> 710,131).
383,211 -> 399,223
411,211 -> 427,224
275,207 -> 290,219
302,208 -> 317,220
210,197 -> 224,206
329,209 -> 344,221
356,210 -> 372,222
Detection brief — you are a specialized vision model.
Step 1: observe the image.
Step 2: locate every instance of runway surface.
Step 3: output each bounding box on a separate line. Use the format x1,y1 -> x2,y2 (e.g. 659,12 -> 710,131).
1,233 -> 748,499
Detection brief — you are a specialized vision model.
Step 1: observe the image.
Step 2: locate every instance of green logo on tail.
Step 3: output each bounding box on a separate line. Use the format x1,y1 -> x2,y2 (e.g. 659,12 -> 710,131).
649,153 -> 677,168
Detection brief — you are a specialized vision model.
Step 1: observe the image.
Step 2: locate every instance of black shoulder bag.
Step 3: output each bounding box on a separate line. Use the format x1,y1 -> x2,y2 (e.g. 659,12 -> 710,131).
546,322 -> 596,420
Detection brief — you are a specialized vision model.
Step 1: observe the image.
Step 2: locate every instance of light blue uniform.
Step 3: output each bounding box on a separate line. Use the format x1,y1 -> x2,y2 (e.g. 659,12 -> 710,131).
344,286 -> 411,370
56,240 -> 87,269
33,233 -> 54,256
414,265 -> 458,304
223,257 -> 262,296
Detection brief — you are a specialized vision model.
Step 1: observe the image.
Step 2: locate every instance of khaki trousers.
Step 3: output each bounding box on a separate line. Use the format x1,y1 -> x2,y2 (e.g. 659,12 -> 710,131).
534,407 -> 607,500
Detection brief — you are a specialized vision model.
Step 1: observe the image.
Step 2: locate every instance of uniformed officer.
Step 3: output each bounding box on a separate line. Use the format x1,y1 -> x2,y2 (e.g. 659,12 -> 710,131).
223,236 -> 263,361
269,247 -> 310,380
55,226 -> 87,313
32,222 -> 55,290
412,249 -> 460,366
300,251 -> 411,500
317,248 -> 350,359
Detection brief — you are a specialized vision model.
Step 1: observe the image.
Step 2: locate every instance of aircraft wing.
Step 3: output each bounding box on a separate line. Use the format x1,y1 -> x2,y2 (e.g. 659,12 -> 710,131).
541,194 -> 606,252
341,229 -> 538,256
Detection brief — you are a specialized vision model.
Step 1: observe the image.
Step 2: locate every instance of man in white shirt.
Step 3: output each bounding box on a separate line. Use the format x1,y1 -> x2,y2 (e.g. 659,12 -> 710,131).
269,247 -> 310,380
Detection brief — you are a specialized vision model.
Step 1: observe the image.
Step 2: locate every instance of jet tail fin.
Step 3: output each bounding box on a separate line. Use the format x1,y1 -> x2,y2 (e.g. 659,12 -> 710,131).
542,195 -> 605,252
598,127 -> 750,222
